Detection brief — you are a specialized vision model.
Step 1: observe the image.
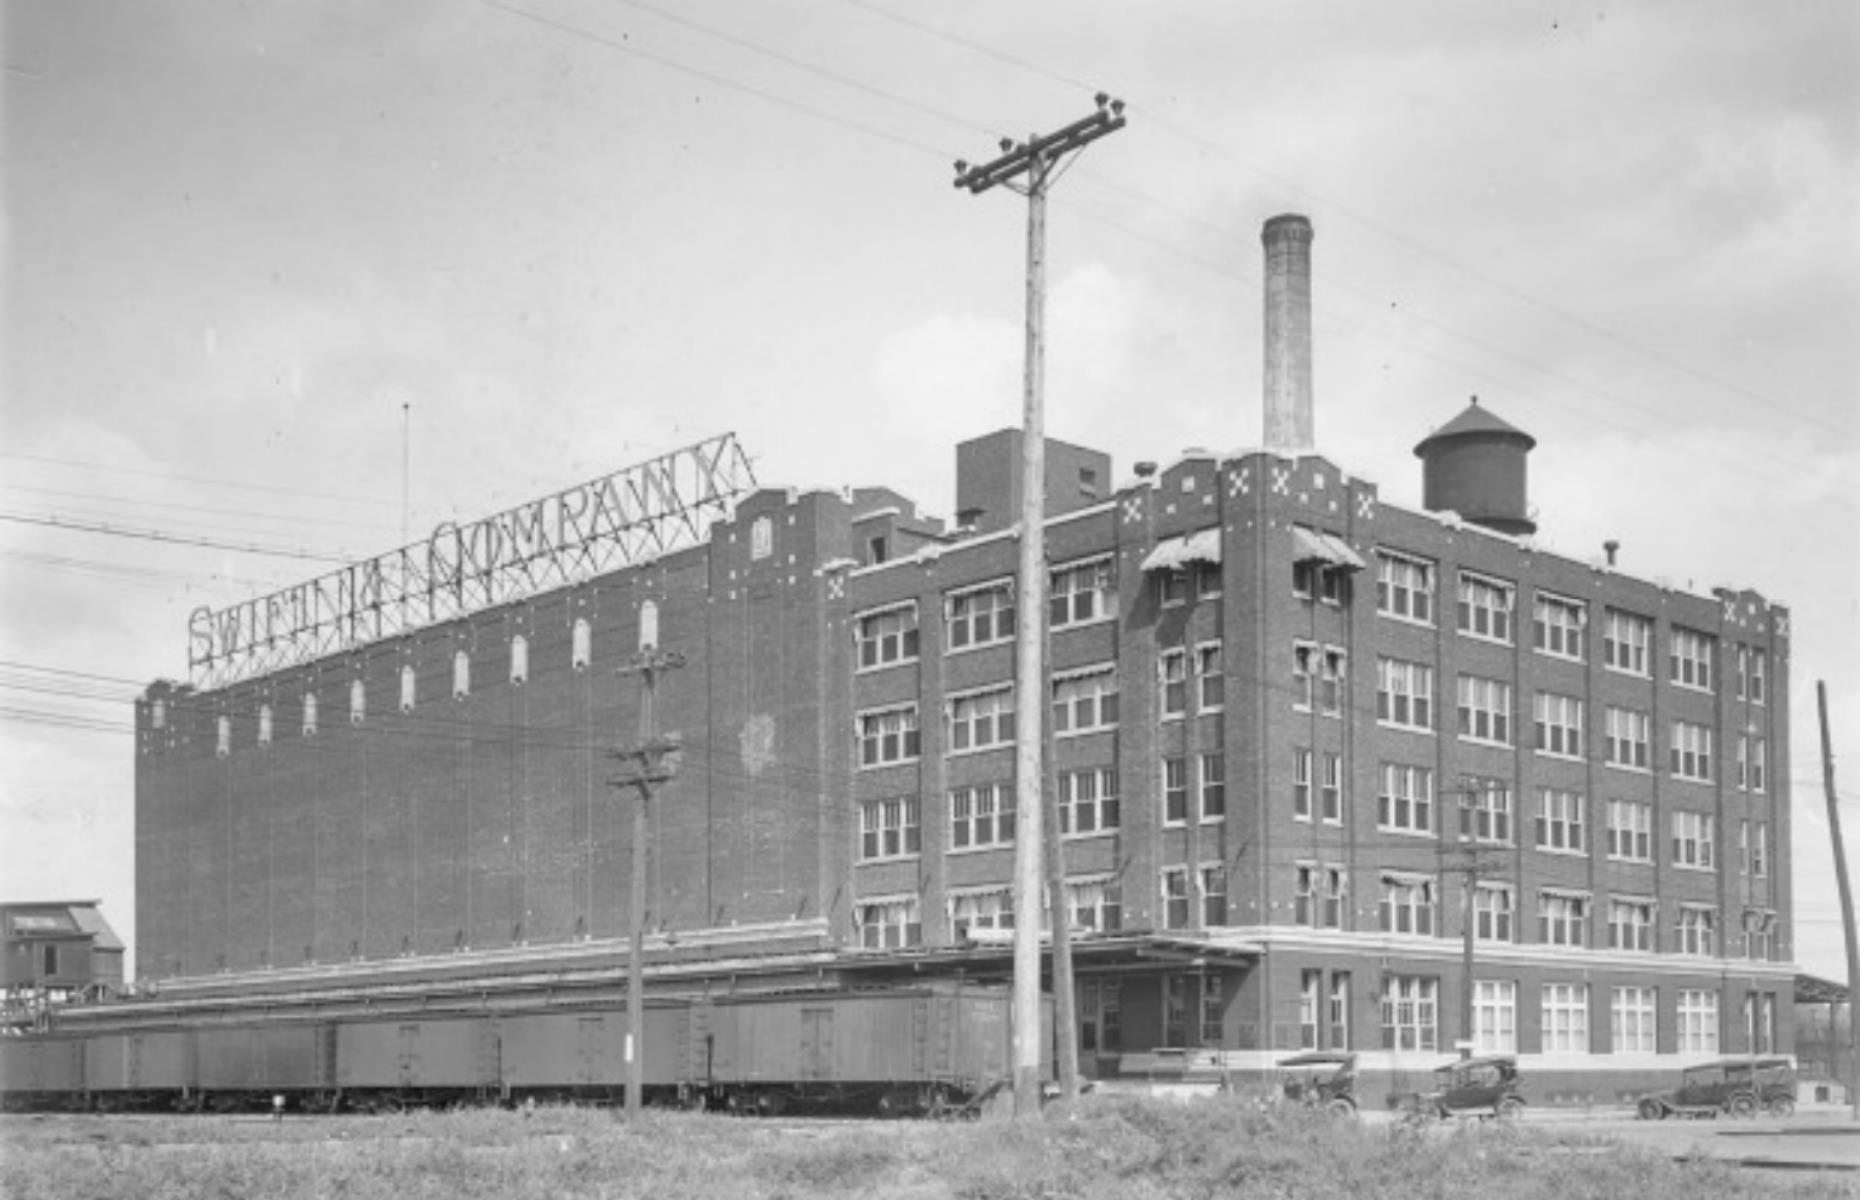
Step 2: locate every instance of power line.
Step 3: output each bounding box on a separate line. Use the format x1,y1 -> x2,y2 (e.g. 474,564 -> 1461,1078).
0,450 -> 396,509
0,512 -> 350,564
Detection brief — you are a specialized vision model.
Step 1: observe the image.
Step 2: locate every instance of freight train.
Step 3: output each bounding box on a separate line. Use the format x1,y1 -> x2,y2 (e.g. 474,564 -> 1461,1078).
0,981 -> 1036,1117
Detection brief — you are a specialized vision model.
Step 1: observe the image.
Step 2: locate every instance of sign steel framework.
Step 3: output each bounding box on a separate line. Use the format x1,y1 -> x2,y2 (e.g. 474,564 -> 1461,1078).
186,433 -> 757,688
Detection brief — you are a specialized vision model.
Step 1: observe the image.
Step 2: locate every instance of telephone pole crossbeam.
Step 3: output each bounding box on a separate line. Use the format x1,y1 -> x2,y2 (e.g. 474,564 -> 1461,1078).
953,93 -> 1126,1118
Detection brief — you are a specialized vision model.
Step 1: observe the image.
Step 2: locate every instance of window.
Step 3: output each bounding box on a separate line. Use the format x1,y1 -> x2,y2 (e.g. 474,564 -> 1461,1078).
1328,974 -> 1352,1051
257,703 -> 272,745
946,582 -> 1015,650
349,678 -> 366,725
950,888 -> 1014,939
1459,780 -> 1513,844
1534,692 -> 1583,758
1541,983 -> 1589,1054
302,692 -> 318,736
1320,752 -> 1342,824
1318,647 -> 1346,716
1197,642 -> 1224,711
1677,989 -> 1719,1054
1747,913 -> 1776,962
857,705 -> 921,767
1603,609 -> 1652,676
1157,569 -> 1189,607
1300,971 -> 1321,1049
950,782 -> 1015,849
1457,573 -> 1514,643
510,635 -> 529,685
1203,974 -> 1227,1046
1162,757 -> 1188,825
867,535 -> 888,565
1671,810 -> 1716,869
1473,980 -> 1517,1053
1057,766 -> 1119,835
1457,675 -> 1512,745
1612,987 -> 1657,1053
1199,753 -> 1226,821
1377,658 -> 1434,731
1381,975 -> 1439,1052
1604,706 -> 1651,770
1162,868 -> 1191,930
1078,979 -> 1122,1053
1674,714 -> 1711,781
1743,993 -> 1777,1055
1669,627 -> 1714,692
216,714 -> 231,758
856,897 -> 921,949
1164,974 -> 1190,1047
1376,551 -> 1434,623
1538,892 -> 1589,947
151,698 -> 167,729
1049,557 -> 1115,628
750,515 -> 773,560
1379,874 -> 1437,936
1200,864 -> 1227,926
1292,748 -> 1312,821
1194,560 -> 1222,602
856,604 -> 919,669
1746,820 -> 1769,878
452,650 -> 470,700
1474,884 -> 1513,942
1160,650 -> 1188,717
572,617 -> 592,670
1292,642 -> 1314,710
1293,863 -> 1346,928
1608,898 -> 1655,952
1606,799 -> 1653,862
1378,763 -> 1434,834
949,687 -> 1015,752
1535,788 -> 1586,854
1067,877 -> 1122,933
1051,667 -> 1118,736
400,664 -> 417,712
1747,648 -> 1767,704
1533,592 -> 1585,660
1738,735 -> 1768,793
1676,905 -> 1717,956
859,797 -> 921,861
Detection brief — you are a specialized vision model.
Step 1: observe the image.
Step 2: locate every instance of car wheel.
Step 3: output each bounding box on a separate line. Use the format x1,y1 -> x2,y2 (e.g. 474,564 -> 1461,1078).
1767,1097 -> 1795,1119
1636,1099 -> 1663,1121
1727,1093 -> 1758,1119
1325,1098 -> 1357,1119
1495,1096 -> 1523,1120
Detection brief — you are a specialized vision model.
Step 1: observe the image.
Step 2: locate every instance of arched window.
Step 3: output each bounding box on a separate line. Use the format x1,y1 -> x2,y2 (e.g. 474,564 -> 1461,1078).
510,635 -> 530,685
216,715 -> 231,758
751,514 -> 773,560
303,692 -> 319,736
572,617 -> 592,671
151,698 -> 167,729
400,664 -> 417,713
349,678 -> 366,725
257,703 -> 273,745
453,650 -> 471,699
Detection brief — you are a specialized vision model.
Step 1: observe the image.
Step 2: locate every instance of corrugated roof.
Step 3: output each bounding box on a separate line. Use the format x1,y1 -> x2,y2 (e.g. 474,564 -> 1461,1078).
1413,398 -> 1536,455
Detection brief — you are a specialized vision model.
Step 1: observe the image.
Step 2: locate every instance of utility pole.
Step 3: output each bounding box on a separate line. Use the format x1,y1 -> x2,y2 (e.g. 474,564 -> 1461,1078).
1818,682 -> 1860,1120
955,94 -> 1125,1117
1443,779 -> 1506,1060
610,600 -> 684,1118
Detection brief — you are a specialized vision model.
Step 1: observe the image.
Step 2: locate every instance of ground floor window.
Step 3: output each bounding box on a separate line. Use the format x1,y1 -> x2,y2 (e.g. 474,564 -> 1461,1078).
1300,970 -> 1321,1049
1743,992 -> 1776,1054
1611,986 -> 1656,1053
1164,974 -> 1189,1047
1541,983 -> 1589,1054
1380,974 -> 1438,1052
855,897 -> 921,949
1473,979 -> 1516,1054
1677,989 -> 1719,1054
1078,979 -> 1123,1053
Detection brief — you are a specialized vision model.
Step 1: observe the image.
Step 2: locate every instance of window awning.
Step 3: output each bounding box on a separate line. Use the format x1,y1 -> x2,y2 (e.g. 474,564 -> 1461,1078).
1292,526 -> 1366,571
1141,527 -> 1222,572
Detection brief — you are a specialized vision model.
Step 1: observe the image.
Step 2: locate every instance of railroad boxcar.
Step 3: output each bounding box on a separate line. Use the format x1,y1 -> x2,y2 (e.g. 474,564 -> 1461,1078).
83,1028 -> 195,1110
498,1003 -> 692,1104
334,1015 -> 501,1110
0,1035 -> 85,1110
194,1022 -> 335,1111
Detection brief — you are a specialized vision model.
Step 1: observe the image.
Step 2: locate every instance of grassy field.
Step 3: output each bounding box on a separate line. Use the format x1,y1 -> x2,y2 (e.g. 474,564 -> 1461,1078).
1,1096 -> 1852,1200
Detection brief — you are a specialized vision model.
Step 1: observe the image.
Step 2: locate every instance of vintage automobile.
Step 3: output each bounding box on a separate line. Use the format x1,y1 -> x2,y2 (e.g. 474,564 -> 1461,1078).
1634,1056 -> 1797,1120
1401,1055 -> 1525,1120
1275,1050 -> 1358,1116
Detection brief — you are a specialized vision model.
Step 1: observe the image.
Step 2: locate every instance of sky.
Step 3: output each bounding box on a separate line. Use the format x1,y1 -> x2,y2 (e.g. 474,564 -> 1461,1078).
2,1 -> 1856,982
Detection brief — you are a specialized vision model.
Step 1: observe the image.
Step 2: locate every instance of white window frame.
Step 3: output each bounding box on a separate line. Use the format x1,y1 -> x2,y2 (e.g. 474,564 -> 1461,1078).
452,649 -> 471,700
1534,788 -> 1586,854
945,579 -> 1015,653
1196,641 -> 1224,712
1460,780 -> 1513,845
1198,752 -> 1226,822
1612,986 -> 1657,1053
1379,872 -> 1436,936
857,704 -> 921,768
1381,975 -> 1439,1052
216,714 -> 231,758
1541,983 -> 1590,1055
859,796 -> 921,862
1671,809 -> 1716,869
855,895 -> 921,949
510,634 -> 529,685
302,692 -> 319,736
949,887 -> 1015,938
1378,763 -> 1434,835
1066,875 -> 1122,934
349,678 -> 366,725
1199,862 -> 1228,927
1375,550 -> 1434,625
1676,905 -> 1717,956
1670,720 -> 1714,781
1473,883 -> 1514,943
1291,641 -> 1315,711
1162,867 -> 1192,930
1051,666 -> 1118,737
1533,692 -> 1583,759
1604,706 -> 1651,771
1057,766 -> 1119,836
1377,657 -> 1435,731
1457,572 -> 1515,644
1457,674 -> 1513,746
1049,556 -> 1116,630
1320,751 -> 1343,825
948,685 -> 1015,754
1160,648 -> 1189,718
1603,608 -> 1652,676
1606,799 -> 1653,862
1532,591 -> 1586,660
1538,891 -> 1589,948
1677,989 -> 1719,1054
1607,897 -> 1656,952
1318,646 -> 1346,716
1162,756 -> 1189,826
855,602 -> 920,671
1473,979 -> 1517,1054
949,782 -> 1015,851
1292,747 -> 1312,821
257,703 -> 273,746
400,664 -> 417,713
1669,626 -> 1715,693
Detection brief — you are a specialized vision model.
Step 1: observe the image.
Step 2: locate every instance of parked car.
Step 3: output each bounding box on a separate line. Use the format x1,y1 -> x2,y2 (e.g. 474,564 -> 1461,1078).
1401,1055 -> 1525,1120
1635,1056 -> 1797,1120
1275,1050 -> 1358,1115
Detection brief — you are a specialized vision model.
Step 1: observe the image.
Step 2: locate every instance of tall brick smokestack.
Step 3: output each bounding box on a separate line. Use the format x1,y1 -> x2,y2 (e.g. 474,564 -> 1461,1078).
1261,214 -> 1315,454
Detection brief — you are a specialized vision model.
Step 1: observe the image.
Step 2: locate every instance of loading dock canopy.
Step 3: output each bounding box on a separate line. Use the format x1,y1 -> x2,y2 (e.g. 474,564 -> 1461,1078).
1291,526 -> 1366,570
1141,528 -> 1222,572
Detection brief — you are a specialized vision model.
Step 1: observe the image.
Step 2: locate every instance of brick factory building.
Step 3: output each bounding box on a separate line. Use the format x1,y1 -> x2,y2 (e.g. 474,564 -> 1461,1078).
135,215 -> 1794,1098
